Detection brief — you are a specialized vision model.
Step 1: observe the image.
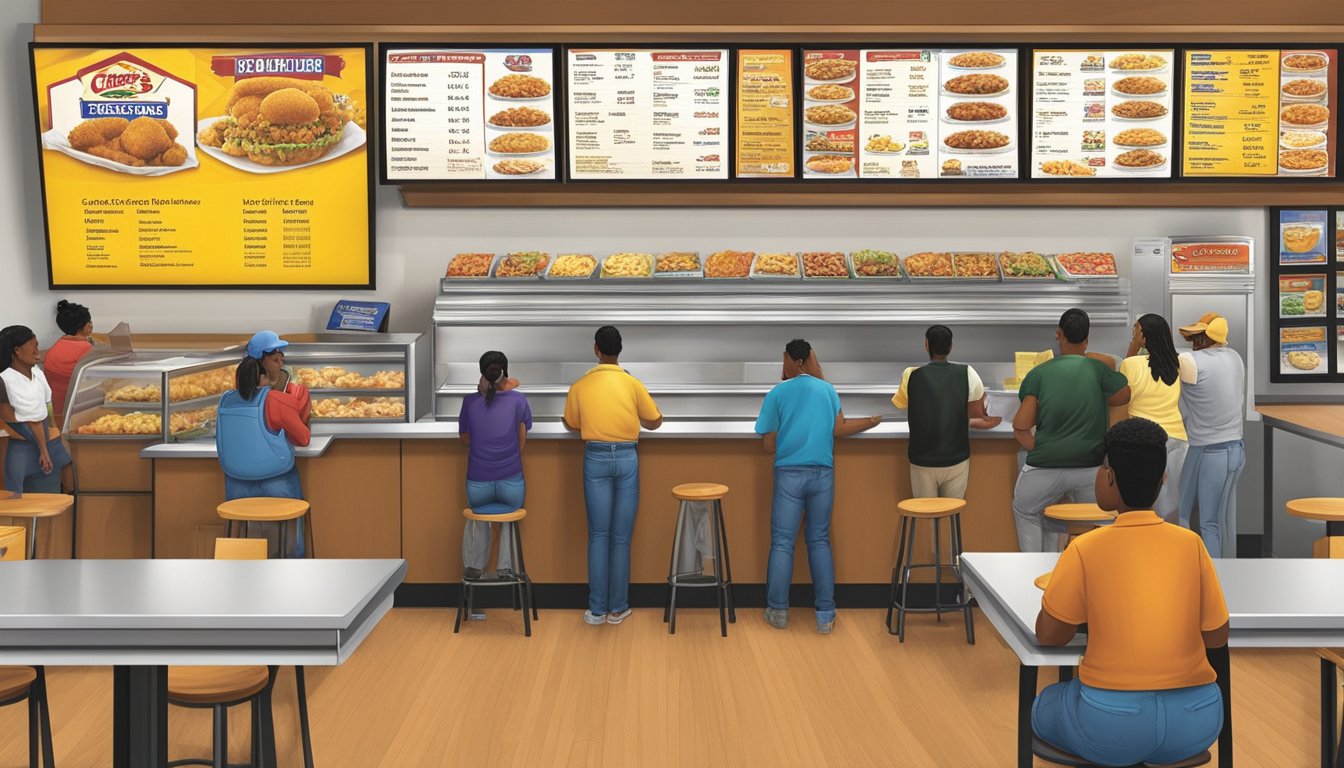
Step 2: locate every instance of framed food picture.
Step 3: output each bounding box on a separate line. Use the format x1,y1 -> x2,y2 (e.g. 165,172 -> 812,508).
1269,207 -> 1341,382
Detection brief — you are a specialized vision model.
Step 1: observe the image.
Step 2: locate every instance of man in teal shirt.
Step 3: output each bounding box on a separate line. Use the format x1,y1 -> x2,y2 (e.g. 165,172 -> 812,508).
1012,309 -> 1131,552
756,339 -> 880,633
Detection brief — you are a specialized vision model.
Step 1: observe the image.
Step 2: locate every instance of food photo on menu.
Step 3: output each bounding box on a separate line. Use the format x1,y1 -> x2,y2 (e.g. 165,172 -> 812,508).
1281,326 -> 1329,375
1279,209 -> 1329,265
1279,274 -> 1328,319
801,51 -> 860,178
384,48 -> 555,181
1031,50 -> 1174,178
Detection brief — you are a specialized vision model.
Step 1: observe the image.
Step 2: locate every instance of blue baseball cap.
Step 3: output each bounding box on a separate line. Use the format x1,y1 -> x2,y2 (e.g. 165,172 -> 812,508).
246,331 -> 289,360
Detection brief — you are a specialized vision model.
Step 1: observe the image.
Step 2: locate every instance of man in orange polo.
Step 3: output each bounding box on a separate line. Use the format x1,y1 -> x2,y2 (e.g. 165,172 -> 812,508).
1033,418 -> 1229,767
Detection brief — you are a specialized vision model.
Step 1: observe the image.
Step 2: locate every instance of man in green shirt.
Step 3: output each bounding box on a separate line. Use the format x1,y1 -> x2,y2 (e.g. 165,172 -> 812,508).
892,325 -> 1001,499
1012,309 -> 1131,552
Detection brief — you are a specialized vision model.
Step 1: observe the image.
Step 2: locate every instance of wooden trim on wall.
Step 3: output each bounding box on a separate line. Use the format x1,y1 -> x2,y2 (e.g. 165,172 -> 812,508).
401,182 -> 1344,208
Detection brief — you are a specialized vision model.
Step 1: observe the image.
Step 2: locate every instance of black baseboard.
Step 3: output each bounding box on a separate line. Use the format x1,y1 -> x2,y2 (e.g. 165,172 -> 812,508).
1238,534 -> 1263,559
395,581 -> 964,611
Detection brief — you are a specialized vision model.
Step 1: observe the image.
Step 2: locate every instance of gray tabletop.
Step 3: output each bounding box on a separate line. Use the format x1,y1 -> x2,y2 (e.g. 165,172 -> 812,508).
0,559 -> 405,666
962,553 -> 1344,667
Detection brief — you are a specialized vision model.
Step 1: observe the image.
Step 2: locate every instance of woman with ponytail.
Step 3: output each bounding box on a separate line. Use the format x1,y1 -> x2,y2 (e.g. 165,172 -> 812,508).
45,300 -> 95,424
457,351 -> 532,593
1119,314 -> 1188,521
215,332 -> 311,556
0,325 -> 73,495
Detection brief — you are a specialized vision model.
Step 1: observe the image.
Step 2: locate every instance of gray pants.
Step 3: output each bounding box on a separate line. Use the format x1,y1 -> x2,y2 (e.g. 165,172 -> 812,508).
463,521 -> 515,574
1012,465 -> 1100,553
675,501 -> 716,575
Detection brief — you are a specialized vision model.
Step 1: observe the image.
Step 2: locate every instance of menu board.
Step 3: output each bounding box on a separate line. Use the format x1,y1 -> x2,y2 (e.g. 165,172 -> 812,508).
801,49 -> 1018,180
32,45 -> 373,288
735,50 -> 794,178
1031,50 -> 1175,178
383,48 -> 556,182
1279,209 -> 1329,264
1183,49 -> 1337,177
567,49 -> 729,180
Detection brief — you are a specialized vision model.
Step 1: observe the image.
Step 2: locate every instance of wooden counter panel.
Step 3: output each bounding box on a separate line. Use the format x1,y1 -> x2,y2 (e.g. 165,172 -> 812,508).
76,495 -> 152,559
298,440 -> 402,559
0,513 -> 72,560
400,438 -> 1022,584
70,441 -> 154,492
154,458 -> 227,558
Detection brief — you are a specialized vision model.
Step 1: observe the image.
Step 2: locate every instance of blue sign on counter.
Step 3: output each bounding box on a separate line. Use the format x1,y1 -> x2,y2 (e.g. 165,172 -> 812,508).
327,300 -> 390,332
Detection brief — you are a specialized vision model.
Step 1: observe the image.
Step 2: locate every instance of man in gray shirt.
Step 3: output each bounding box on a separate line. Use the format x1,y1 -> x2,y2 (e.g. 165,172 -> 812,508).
1176,312 -> 1246,558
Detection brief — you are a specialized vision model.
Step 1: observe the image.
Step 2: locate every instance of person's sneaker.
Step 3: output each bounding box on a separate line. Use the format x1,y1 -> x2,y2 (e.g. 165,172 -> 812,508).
607,609 -> 632,625
583,610 -> 607,625
817,615 -> 836,635
494,568 -> 515,582
469,610 -> 486,621
463,567 -> 483,581
764,608 -> 788,629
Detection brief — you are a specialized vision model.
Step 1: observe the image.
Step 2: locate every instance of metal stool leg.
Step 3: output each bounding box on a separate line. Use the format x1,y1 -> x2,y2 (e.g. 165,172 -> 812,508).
28,683 -> 38,768
665,501 -> 689,634
709,502 -> 727,638
952,513 -> 975,645
897,517 -> 919,642
887,515 -> 909,633
716,500 -> 736,623
295,666 -> 315,768
306,510 -> 316,559
453,577 -> 468,633
513,525 -> 531,638
213,705 -> 227,768
933,518 -> 944,624
279,520 -> 288,561
36,666 -> 54,768
28,517 -> 38,561
513,521 -> 537,621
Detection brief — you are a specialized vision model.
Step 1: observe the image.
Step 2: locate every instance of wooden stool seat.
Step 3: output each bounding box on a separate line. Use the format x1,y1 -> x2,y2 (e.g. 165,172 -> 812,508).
897,497 -> 967,518
217,497 -> 310,522
168,665 -> 270,705
671,482 -> 729,502
1034,572 -> 1052,591
1319,648 -> 1344,668
462,507 -> 526,523
0,493 -> 73,519
1287,498 -> 1344,522
1044,503 -> 1115,523
0,666 -> 36,701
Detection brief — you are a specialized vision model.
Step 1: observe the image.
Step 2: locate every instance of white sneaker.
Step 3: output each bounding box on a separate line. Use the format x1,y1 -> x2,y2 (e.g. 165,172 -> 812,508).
583,610 -> 607,625
607,609 -> 632,625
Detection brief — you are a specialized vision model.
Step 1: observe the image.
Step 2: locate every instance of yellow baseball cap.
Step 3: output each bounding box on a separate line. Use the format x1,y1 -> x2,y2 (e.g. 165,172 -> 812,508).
1179,312 -> 1228,345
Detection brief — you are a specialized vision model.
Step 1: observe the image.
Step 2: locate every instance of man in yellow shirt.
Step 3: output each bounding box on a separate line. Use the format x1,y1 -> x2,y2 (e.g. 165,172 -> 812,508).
1033,418 -> 1229,767
564,326 -> 663,626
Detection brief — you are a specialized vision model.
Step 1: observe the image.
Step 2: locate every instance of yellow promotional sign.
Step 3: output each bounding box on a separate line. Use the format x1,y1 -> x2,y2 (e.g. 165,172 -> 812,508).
32,45 -> 373,287
736,50 -> 794,178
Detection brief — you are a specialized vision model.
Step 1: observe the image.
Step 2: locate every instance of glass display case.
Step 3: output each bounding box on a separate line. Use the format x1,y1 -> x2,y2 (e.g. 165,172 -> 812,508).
63,333 -> 424,442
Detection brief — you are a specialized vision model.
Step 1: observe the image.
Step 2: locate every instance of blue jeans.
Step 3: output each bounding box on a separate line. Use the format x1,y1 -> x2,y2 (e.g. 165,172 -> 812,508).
766,466 -> 836,623
583,442 -> 639,615
1178,440 -> 1245,558
1033,679 -> 1223,767
464,473 -> 525,573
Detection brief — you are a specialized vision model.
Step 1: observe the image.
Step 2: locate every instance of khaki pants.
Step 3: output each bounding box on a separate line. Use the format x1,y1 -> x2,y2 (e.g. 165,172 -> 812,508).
910,460 -> 970,500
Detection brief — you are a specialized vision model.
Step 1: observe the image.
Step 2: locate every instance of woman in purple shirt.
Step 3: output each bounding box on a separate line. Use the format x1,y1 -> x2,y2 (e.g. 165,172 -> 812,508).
459,351 -> 532,586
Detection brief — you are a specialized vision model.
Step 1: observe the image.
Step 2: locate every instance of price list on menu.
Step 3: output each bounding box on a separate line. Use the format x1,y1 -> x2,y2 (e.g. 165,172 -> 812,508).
384,48 -> 556,181
567,49 -> 729,179
1183,50 -> 1280,176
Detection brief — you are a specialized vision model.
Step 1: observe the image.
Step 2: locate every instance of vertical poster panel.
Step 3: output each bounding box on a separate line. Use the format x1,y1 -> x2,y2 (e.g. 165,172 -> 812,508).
735,50 -> 794,178
1031,50 -> 1175,178
33,45 -> 373,287
1183,49 -> 1337,177
800,50 -> 859,178
935,49 -> 1019,179
857,50 -> 938,179
384,48 -> 556,181
567,48 -> 729,180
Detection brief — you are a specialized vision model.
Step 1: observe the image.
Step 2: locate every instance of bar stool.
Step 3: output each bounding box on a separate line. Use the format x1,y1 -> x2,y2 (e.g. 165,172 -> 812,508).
454,508 -> 536,637
167,665 -> 278,768
0,532 -> 56,767
0,526 -> 25,561
664,483 -> 736,637
1033,736 -> 1209,767
886,498 -> 974,644
1286,498 -> 1344,559
0,494 -> 73,560
217,498 -> 314,559
1044,503 -> 1116,550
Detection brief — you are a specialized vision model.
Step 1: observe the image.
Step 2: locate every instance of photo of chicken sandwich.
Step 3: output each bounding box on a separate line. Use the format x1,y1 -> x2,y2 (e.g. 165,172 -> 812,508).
198,76 -> 358,169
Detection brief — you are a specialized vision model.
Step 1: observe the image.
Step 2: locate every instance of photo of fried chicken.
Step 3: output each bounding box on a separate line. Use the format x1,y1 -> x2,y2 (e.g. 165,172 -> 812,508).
1283,79 -> 1328,98
1281,104 -> 1330,127
488,133 -> 550,154
1115,149 -> 1166,168
488,75 -> 551,99
1113,77 -> 1166,95
197,77 -> 352,168
1283,53 -> 1328,72
948,52 -> 1005,69
806,155 -> 854,174
1111,101 -> 1168,119
1109,53 -> 1167,71
488,107 -> 552,127
66,116 -> 188,168
805,105 -> 857,126
946,102 -> 1008,121
943,130 -> 1011,150
804,59 -> 857,81
944,74 -> 1010,95
1040,160 -> 1096,177
1113,128 -> 1166,147
1279,149 -> 1329,171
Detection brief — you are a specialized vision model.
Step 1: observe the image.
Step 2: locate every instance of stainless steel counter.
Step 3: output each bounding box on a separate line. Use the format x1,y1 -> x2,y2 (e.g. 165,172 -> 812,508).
141,435 -> 333,459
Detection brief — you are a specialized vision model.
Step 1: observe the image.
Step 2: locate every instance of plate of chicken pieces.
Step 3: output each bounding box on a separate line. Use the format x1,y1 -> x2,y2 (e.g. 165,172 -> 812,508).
42,116 -> 198,175
196,76 -> 365,174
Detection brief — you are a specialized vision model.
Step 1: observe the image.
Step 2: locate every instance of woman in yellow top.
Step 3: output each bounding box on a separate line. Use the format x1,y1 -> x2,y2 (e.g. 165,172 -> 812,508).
1119,314 -> 1187,522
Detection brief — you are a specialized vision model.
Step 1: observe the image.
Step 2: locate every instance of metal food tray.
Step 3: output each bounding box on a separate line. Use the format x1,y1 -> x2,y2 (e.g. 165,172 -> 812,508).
491,253 -> 549,279
949,253 -> 1003,283
543,255 -> 600,280
905,254 -> 958,282
1051,254 -> 1121,281
598,254 -> 656,280
998,253 -> 1062,280
799,253 -> 853,279
443,254 -> 500,280
652,253 -> 704,279
750,252 -> 802,279
847,252 -> 905,280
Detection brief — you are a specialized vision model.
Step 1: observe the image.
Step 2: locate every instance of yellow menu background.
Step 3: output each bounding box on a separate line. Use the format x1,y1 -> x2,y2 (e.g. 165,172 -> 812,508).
1182,50 -> 1280,176
34,47 -> 371,286
735,50 -> 794,178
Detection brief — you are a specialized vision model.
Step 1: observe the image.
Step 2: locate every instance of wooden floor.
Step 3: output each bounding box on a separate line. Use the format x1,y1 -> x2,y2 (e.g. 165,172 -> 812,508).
0,608 -> 1324,767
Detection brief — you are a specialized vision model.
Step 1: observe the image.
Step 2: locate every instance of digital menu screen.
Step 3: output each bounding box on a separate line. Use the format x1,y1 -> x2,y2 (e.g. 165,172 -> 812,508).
735,50 -> 794,178
801,49 -> 1018,180
1031,50 -> 1175,178
1183,49 -> 1337,177
383,47 -> 557,182
567,48 -> 729,180
32,44 -> 373,288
